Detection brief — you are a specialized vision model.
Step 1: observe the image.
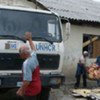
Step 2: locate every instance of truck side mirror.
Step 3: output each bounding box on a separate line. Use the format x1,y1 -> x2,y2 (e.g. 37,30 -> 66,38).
65,22 -> 71,40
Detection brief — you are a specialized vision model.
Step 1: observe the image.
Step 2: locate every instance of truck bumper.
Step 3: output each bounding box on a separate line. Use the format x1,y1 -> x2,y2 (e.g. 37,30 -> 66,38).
0,74 -> 22,88
0,73 -> 65,89
41,73 -> 65,88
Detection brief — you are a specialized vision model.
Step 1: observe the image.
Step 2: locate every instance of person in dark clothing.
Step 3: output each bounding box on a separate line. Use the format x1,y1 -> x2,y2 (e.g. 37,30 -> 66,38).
96,56 -> 100,87
74,63 -> 87,88
74,51 -> 88,88
96,56 -> 100,66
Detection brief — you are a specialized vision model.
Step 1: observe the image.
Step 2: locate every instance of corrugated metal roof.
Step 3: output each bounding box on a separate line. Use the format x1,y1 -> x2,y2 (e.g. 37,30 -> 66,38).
37,0 -> 100,22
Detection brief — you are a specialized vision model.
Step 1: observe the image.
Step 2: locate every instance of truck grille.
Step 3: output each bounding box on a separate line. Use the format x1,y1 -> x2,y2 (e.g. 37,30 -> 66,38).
0,53 -> 60,70
37,54 -> 60,70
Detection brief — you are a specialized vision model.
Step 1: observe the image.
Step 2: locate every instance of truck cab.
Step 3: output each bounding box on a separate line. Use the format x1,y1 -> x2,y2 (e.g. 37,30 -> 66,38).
0,5 -> 65,100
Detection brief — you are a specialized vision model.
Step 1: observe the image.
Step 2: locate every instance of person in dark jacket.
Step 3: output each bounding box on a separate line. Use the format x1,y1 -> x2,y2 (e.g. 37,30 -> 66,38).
74,51 -> 88,88
96,56 -> 100,87
17,32 -> 41,100
96,56 -> 100,66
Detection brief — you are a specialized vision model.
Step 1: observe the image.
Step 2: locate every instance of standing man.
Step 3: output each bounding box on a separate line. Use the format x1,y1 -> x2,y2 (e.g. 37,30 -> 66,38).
74,51 -> 89,88
17,32 -> 41,100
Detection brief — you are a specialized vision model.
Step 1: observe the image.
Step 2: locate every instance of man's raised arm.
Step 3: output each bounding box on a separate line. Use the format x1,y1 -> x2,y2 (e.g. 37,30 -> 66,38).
25,32 -> 36,51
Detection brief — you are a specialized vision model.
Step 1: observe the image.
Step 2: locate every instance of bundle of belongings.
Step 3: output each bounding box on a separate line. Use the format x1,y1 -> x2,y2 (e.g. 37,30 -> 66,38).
86,63 -> 100,80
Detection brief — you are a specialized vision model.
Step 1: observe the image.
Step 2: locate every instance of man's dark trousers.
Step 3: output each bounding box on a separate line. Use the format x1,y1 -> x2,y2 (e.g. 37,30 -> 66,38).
23,95 -> 37,100
75,63 -> 87,88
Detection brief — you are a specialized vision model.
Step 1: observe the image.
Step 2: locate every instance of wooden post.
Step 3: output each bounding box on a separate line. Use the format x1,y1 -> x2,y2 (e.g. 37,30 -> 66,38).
83,36 -> 99,48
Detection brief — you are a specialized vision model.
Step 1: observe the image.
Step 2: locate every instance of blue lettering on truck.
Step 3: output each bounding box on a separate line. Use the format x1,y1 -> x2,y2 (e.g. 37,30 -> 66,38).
36,43 -> 56,51
10,43 -> 17,49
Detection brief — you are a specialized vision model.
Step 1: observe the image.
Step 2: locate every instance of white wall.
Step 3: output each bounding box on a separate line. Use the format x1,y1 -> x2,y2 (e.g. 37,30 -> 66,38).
62,23 -> 100,82
0,0 -> 42,9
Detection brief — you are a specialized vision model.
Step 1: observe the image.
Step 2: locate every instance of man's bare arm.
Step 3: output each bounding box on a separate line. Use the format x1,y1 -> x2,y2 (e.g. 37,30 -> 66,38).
25,32 -> 36,51
28,38 -> 36,51
20,81 -> 30,92
16,81 -> 30,96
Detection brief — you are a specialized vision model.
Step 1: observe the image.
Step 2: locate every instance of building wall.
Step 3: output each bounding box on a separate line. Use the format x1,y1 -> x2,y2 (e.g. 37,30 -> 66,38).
0,0 -> 42,9
62,23 -> 100,82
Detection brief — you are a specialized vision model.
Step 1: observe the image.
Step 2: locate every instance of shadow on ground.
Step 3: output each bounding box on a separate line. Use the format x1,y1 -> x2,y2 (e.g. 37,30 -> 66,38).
0,88 -> 23,100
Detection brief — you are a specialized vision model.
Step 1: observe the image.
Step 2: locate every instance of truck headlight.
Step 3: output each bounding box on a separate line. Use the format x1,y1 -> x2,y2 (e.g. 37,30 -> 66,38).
49,78 -> 61,85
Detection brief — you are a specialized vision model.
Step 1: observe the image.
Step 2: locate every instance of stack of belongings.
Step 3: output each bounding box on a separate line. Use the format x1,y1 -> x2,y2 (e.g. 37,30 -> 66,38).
86,63 -> 100,80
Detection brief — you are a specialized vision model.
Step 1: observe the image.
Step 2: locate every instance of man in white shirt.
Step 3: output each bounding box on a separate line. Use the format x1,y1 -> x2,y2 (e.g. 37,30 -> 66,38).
74,51 -> 88,88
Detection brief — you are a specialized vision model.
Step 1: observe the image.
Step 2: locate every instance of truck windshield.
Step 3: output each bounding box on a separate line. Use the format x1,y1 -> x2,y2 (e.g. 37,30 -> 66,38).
0,9 -> 62,42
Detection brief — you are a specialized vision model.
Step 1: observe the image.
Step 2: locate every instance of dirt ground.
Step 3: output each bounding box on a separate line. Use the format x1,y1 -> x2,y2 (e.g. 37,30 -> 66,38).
0,80 -> 98,100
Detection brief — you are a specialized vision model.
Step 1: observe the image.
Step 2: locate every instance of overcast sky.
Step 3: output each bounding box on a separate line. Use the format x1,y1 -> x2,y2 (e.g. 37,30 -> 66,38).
93,0 -> 100,2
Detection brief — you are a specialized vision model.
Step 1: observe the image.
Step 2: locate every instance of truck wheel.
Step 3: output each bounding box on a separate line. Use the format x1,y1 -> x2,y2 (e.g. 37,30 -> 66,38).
37,87 -> 51,100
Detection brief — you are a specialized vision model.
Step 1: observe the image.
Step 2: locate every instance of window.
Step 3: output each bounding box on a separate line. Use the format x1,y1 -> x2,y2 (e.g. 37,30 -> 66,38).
83,34 -> 100,58
0,9 -> 62,42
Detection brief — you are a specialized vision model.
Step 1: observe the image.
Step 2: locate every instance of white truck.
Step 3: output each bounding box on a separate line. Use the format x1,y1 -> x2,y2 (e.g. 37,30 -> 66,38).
0,3 -> 65,100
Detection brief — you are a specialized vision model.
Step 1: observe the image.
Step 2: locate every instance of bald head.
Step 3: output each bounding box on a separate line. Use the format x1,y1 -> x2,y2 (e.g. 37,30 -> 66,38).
19,44 -> 31,55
